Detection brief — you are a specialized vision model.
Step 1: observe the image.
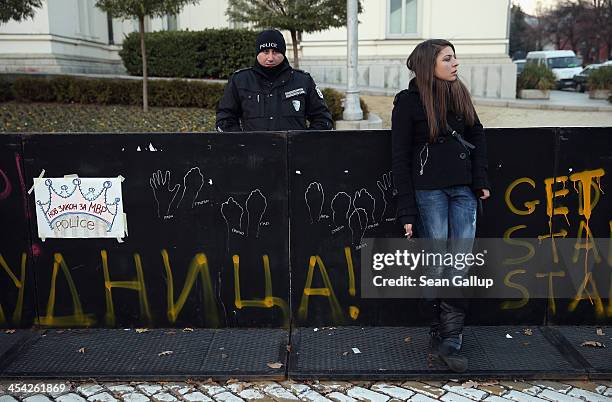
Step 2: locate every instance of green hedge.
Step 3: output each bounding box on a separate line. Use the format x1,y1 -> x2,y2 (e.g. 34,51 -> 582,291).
120,29 -> 258,79
587,65 -> 612,90
7,76 -> 224,108
2,76 -> 368,122
322,87 -> 369,121
517,62 -> 556,90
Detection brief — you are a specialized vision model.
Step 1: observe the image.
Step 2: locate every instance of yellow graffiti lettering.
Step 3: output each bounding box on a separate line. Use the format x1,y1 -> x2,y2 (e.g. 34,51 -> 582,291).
36,253 -> 96,327
162,249 -> 219,327
344,247 -> 356,297
501,269 -> 529,310
505,177 -> 540,215
544,175 -> 569,222
535,271 -> 565,315
232,254 -> 289,327
0,253 -> 26,325
573,221 -> 602,264
503,225 -> 535,265
298,255 -> 345,324
570,168 -> 605,221
568,272 -> 605,317
101,250 -> 152,326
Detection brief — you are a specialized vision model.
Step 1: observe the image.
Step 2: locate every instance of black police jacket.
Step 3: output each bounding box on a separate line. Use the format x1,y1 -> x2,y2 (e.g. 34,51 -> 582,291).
216,61 -> 333,132
391,79 -> 490,226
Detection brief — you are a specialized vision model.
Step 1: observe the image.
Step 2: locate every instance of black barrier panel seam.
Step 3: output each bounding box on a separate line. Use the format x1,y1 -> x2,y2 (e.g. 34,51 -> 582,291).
19,135 -> 43,329
285,131 -> 292,379
540,326 -> 592,372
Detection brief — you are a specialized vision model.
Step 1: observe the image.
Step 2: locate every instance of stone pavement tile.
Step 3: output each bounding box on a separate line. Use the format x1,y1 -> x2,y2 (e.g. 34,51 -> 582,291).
441,393 -> 475,402
237,388 -> 271,401
442,384 -> 487,401
528,383 -> 572,394
483,397 -> 510,402
260,384 -> 299,402
56,393 -> 87,402
310,382 -> 353,395
537,389 -> 583,402
401,382 -> 445,399
370,384 -> 415,401
23,396 -> 53,402
88,393 -> 119,402
183,392 -> 214,402
279,382 -> 310,397
0,397 -> 19,402
567,388 -> 610,402
503,390 -> 547,402
563,382 -> 607,395
213,392 -> 245,402
200,386 -> 229,397
326,392 -> 357,402
408,394 -> 439,402
151,393 -> 177,402
346,386 -> 390,402
107,385 -> 136,396
476,384 -> 506,397
299,390 -> 333,402
226,383 -> 251,395
137,386 -> 163,397
604,389 -> 612,398
122,392 -> 151,402
498,382 -> 542,396
79,385 -> 106,398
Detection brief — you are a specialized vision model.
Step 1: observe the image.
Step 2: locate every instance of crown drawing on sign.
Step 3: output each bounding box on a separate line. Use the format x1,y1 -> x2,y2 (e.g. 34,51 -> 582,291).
36,178 -> 121,231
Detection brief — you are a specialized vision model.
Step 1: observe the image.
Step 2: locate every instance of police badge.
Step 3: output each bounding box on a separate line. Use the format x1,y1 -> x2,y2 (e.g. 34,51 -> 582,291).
292,100 -> 301,111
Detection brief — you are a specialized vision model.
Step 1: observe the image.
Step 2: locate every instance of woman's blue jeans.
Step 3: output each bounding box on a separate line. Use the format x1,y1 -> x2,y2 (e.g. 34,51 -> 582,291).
415,185 -> 477,349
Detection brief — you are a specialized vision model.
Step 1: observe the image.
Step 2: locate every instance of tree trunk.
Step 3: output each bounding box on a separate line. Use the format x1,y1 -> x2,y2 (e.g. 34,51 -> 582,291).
290,29 -> 299,68
139,15 -> 148,113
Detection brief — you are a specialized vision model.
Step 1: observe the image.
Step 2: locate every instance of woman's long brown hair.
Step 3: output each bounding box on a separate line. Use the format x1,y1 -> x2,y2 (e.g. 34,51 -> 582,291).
406,39 -> 476,142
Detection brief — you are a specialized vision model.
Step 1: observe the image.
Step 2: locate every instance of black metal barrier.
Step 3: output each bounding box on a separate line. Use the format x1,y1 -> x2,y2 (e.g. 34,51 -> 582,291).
0,128 -> 610,329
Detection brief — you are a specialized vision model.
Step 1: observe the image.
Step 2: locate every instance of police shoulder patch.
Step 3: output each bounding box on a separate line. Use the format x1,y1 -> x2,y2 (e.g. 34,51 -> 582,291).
316,86 -> 324,99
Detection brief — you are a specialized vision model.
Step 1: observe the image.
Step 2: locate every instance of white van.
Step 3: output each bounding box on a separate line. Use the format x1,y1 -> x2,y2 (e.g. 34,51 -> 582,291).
526,50 -> 583,89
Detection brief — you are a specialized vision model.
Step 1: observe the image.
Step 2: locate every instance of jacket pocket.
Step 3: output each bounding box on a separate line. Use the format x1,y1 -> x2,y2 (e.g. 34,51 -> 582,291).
240,90 -> 263,118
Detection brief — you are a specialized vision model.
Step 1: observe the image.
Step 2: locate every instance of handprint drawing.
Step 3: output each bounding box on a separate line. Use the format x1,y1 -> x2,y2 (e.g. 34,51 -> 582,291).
150,170 -> 181,218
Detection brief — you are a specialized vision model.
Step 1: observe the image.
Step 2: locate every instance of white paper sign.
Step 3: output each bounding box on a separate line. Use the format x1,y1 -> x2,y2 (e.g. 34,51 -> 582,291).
33,177 -> 126,239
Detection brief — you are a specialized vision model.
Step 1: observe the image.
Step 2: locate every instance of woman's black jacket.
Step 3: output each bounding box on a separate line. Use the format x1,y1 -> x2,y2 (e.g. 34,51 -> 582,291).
391,79 -> 490,226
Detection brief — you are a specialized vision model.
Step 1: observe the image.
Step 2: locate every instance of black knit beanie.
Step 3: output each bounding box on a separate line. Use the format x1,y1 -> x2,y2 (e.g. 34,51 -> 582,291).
255,29 -> 286,55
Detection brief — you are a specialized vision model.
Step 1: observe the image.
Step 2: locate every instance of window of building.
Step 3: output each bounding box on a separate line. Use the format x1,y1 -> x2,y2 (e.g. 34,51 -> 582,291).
167,14 -> 178,31
388,0 -> 418,36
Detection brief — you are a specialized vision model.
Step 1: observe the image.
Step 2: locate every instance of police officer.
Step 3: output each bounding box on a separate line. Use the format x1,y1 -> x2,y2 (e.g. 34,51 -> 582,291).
216,29 -> 333,132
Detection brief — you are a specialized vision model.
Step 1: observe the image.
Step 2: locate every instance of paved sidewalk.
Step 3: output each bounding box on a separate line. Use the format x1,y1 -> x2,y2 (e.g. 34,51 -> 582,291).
1,378 -> 612,402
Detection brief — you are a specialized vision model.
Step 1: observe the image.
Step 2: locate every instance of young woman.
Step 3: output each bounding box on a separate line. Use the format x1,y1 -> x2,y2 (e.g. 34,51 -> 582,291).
391,39 -> 490,373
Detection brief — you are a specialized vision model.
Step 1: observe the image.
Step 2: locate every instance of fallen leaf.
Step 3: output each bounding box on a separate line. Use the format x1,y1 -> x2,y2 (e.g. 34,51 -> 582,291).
77,347 -> 86,353
342,351 -> 349,356
135,328 -> 149,333
183,328 -> 194,332
523,328 -> 533,336
506,334 -> 513,339
404,337 -> 412,343
580,341 -> 605,348
226,378 -> 239,384
267,362 -> 283,369
352,348 -> 361,354
158,350 -> 174,356
4,330 -> 16,334
203,378 -> 214,384
462,380 -> 478,388
596,328 -> 605,336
